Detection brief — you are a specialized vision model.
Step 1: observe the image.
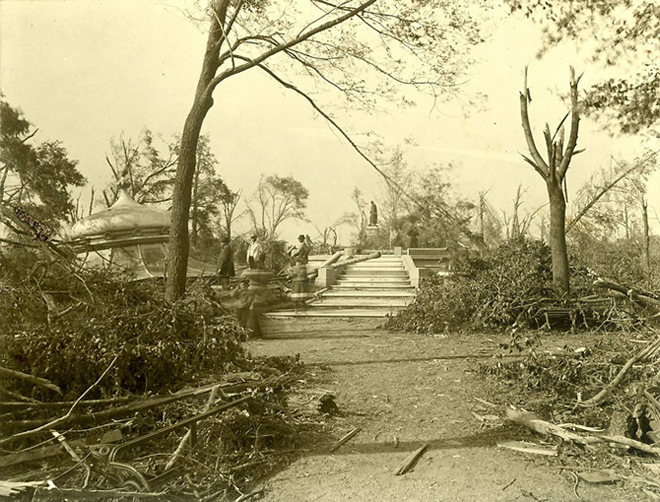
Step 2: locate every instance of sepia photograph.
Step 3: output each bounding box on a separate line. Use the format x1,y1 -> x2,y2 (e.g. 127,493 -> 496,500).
1,0 -> 660,500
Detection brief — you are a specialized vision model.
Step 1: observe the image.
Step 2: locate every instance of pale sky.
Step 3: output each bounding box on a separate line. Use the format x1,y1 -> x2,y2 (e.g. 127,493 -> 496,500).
1,0 -> 658,243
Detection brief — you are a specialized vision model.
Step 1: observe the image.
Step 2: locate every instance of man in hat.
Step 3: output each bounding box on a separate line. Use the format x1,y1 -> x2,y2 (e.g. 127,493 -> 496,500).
288,234 -> 310,265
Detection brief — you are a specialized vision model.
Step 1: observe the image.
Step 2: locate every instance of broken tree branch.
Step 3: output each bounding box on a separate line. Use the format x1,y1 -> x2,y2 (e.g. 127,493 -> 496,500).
579,336 -> 660,406
0,367 -> 62,396
1,375 -> 293,440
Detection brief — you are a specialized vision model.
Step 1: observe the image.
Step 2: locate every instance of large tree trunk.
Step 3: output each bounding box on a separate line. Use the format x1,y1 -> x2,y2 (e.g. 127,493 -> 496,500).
165,1 -> 226,303
547,181 -> 570,295
166,101 -> 214,302
191,165 -> 200,248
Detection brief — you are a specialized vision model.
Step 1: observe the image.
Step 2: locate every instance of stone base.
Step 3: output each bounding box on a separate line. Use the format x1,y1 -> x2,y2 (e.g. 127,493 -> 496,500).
317,267 -> 336,288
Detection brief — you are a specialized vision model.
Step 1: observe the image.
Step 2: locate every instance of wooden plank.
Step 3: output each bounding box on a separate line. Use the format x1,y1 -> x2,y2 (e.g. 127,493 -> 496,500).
329,427 -> 361,452
497,441 -> 558,456
394,443 -> 429,475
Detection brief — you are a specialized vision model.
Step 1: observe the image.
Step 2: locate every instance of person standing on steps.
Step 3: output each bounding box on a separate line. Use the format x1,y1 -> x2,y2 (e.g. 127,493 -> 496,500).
247,234 -> 264,269
290,257 -> 312,313
216,237 -> 234,290
288,234 -> 310,265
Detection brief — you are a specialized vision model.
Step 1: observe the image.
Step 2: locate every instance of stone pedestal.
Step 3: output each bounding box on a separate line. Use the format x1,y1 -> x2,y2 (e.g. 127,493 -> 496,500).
394,246 -> 402,256
318,267 -> 336,288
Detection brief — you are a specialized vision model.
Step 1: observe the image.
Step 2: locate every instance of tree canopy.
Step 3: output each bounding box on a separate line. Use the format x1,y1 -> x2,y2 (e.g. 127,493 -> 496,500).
248,174 -> 309,238
511,0 -> 660,134
166,0 -> 492,301
0,99 -> 85,229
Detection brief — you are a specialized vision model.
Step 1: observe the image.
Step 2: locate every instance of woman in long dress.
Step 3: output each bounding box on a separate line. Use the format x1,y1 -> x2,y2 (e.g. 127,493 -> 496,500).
290,259 -> 312,313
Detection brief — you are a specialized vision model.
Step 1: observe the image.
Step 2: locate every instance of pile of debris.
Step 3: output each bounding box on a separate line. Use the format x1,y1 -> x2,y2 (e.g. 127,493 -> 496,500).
0,363 -> 337,501
479,321 -> 660,497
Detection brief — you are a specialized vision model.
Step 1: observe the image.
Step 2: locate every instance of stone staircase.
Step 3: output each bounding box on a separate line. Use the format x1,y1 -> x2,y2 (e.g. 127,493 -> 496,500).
265,254 -> 416,318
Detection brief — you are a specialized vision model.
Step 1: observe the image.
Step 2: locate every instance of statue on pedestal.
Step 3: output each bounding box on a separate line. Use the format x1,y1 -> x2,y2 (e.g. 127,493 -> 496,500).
368,201 -> 378,227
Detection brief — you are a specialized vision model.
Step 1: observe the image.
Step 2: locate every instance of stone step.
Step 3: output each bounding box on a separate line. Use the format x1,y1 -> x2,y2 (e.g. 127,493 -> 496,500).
336,275 -> 410,282
322,290 -> 416,298
346,260 -> 404,266
263,308 -> 398,318
311,298 -> 412,307
341,270 -> 408,277
345,266 -> 406,272
333,284 -> 415,290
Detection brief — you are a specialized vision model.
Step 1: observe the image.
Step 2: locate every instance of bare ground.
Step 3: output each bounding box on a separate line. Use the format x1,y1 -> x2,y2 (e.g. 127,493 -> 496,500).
244,317 -> 650,502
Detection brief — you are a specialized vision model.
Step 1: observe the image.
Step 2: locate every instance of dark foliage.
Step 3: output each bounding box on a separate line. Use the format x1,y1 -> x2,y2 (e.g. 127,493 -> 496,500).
0,247 -> 247,400
386,238 -> 560,333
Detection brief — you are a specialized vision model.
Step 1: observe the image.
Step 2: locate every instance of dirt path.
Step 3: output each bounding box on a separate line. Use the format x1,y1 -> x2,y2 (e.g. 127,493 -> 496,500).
246,318 -> 644,502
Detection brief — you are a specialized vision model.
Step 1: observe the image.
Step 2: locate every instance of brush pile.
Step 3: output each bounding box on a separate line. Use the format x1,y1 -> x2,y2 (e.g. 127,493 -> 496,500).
0,243 -> 327,501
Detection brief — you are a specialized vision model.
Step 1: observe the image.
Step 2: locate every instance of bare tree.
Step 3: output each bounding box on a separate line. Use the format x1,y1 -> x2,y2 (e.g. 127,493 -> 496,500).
219,188 -> 242,240
247,175 -> 309,238
104,130 -> 178,206
520,67 -> 582,294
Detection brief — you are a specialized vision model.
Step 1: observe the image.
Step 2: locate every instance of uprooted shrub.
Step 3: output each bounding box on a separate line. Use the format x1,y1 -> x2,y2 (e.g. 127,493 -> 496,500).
0,247 -> 248,400
386,238 -> 569,333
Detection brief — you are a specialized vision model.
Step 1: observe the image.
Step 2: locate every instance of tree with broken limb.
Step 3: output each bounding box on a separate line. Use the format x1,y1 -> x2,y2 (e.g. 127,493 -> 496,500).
519,66 -> 583,295
164,0 -> 489,302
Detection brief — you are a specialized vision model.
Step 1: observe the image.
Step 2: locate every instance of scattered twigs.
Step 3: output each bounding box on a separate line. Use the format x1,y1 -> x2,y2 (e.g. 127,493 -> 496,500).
600,435 -> 660,455
235,488 -> 265,502
394,443 -> 429,475
501,477 -> 517,491
165,385 -> 220,470
0,387 -> 43,404
0,395 -> 134,410
33,488 -> 167,499
0,366 -> 62,396
474,397 -> 498,409
570,471 -> 584,502
580,336 -> 660,407
329,426 -> 361,452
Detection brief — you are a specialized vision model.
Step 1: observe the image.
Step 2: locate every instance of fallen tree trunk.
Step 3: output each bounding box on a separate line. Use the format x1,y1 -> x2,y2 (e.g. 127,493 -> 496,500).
329,251 -> 381,270
505,408 -> 600,444
593,278 -> 660,310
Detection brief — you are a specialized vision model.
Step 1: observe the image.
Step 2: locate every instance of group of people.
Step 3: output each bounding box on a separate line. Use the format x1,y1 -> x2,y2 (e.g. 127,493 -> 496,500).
215,233 -> 315,313
215,233 -> 264,290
